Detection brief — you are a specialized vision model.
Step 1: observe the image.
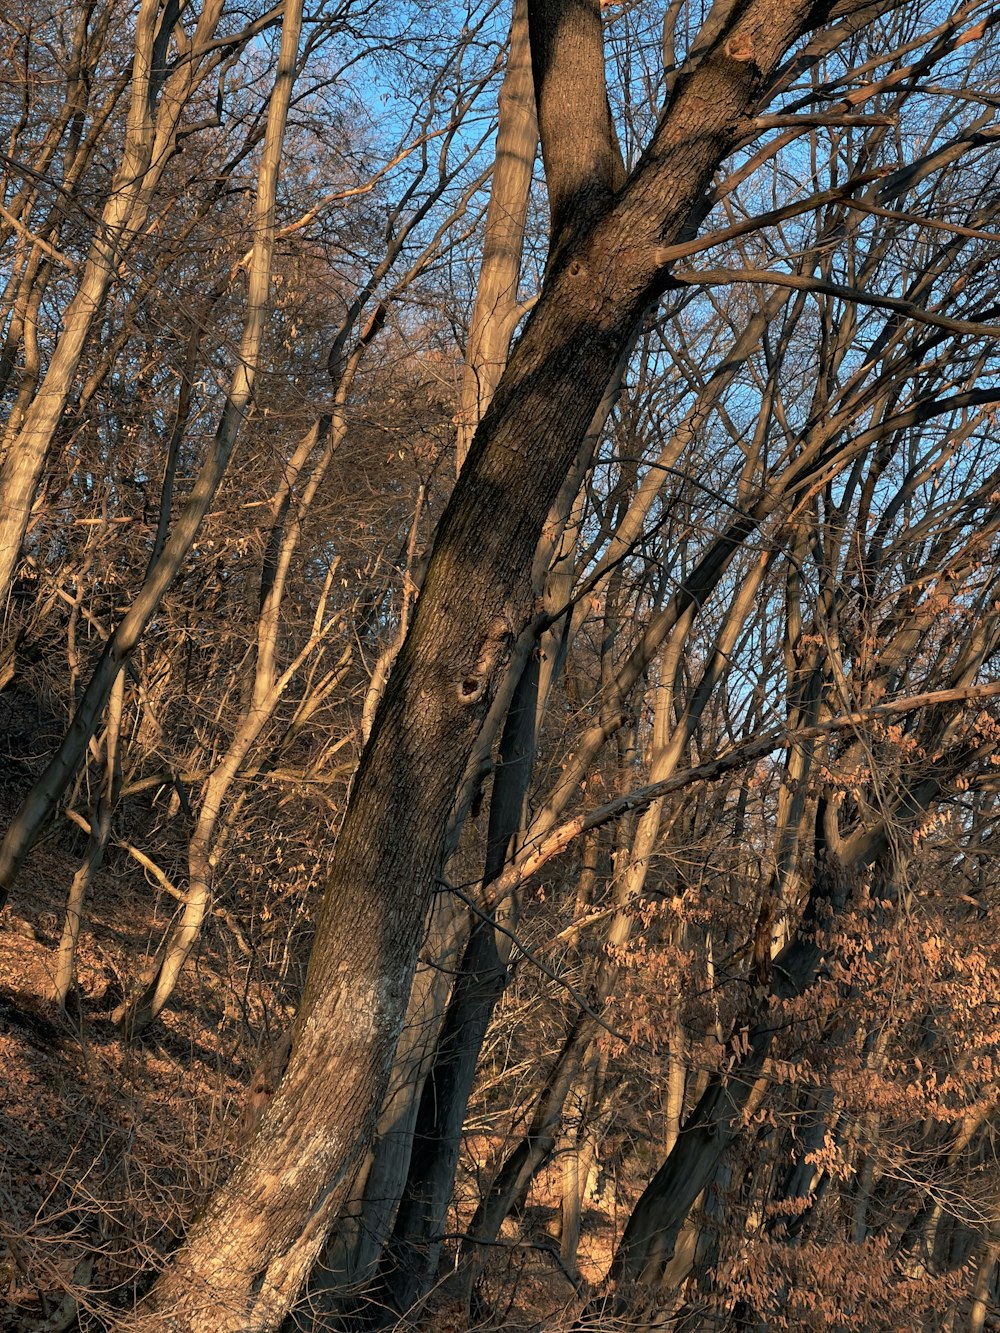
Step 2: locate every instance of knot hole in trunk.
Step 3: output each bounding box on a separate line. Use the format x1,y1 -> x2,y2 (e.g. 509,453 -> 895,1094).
456,617 -> 514,706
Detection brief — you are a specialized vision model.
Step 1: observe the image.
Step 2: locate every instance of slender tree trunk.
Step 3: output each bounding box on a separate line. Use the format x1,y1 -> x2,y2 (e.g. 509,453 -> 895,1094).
969,1238 -> 999,1333
455,0 -> 537,474
0,0 -> 302,912
558,834 -> 605,1274
0,0 -> 163,597
457,1008 -> 598,1308
53,670 -> 124,1010
559,1063 -> 612,1275
115,411 -> 346,1034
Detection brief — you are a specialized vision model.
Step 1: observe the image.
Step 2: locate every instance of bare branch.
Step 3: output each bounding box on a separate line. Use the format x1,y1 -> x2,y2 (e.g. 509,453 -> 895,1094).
484,679 -> 1000,909
671,266 -> 1000,341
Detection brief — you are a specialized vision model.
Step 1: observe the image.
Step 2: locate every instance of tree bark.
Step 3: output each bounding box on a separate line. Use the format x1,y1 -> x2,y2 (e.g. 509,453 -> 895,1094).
370,658 -> 538,1322
307,892 -> 467,1311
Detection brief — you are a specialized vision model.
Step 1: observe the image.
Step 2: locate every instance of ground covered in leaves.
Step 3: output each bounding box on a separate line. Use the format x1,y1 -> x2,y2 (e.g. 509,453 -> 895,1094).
0,765 -> 626,1332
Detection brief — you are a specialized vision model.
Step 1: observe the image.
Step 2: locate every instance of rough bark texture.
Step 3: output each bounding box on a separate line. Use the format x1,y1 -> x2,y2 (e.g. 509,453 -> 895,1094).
310,895 -> 466,1307
126,3 -> 856,1327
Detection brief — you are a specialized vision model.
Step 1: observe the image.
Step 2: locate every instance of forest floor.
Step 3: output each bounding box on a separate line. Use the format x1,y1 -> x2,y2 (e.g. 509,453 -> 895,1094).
0,822 -> 252,1330
0,677 -> 276,1329
0,697 -> 628,1331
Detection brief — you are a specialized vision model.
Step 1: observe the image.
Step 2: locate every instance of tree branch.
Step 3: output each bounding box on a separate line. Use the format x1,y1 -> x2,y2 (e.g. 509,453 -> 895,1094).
482,679 -> 1000,909
671,265 -> 1000,341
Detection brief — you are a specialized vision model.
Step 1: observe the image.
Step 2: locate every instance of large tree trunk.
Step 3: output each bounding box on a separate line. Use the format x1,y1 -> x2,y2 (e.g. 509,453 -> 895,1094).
364,650 -> 539,1325
358,300 -> 641,1327
126,4 -> 872,1328
307,892 -> 467,1311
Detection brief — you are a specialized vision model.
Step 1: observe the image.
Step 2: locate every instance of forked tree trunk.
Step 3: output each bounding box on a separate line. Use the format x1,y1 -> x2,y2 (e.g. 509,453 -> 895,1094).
126,5 -> 874,1328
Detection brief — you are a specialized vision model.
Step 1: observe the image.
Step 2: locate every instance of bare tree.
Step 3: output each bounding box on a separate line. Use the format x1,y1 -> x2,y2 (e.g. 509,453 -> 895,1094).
125,2 -> 963,1329
3,1 -> 1000,1329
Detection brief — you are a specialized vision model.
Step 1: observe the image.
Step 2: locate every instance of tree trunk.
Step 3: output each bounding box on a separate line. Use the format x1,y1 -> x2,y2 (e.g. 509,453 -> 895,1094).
127,4 -> 873,1327
53,670 -> 124,1010
115,412 -> 347,1035
365,326 -> 637,1321
368,649 -> 540,1323
0,0 -> 302,912
308,892 -> 467,1311
969,1238 -> 999,1333
455,0 -> 537,474
457,1008 -> 598,1310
